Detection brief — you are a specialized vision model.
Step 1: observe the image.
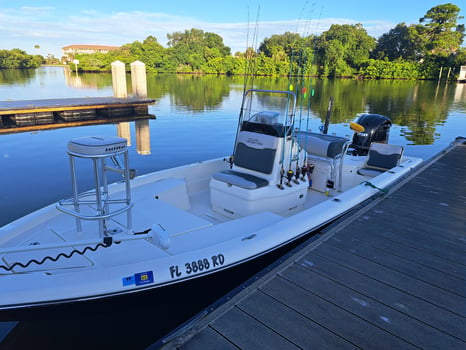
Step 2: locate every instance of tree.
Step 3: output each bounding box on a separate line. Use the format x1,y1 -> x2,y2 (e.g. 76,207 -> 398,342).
167,28 -> 231,72
204,32 -> 231,56
128,36 -> 167,72
259,32 -> 301,58
419,3 -> 465,57
374,23 -> 422,61
316,24 -> 376,77
0,49 -> 42,69
45,54 -> 59,65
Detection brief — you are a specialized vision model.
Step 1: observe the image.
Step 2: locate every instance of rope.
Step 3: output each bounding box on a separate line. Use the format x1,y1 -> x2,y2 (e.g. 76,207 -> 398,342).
361,181 -> 388,194
0,237 -> 117,272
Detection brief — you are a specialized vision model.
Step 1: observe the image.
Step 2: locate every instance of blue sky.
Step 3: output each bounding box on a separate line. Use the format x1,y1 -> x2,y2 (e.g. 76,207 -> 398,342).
0,0 -> 462,58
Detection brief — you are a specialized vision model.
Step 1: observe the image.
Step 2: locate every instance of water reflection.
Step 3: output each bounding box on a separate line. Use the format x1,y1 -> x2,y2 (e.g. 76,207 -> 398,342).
57,69 -> 466,147
64,68 -> 113,90
116,121 -> 131,145
0,69 -> 36,85
147,74 -> 234,112
454,83 -> 465,103
115,120 -> 151,155
135,119 -> 151,155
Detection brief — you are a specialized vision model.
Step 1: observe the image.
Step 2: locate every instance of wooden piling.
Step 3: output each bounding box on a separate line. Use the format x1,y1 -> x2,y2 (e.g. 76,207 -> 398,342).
111,61 -> 128,98
131,61 -> 148,98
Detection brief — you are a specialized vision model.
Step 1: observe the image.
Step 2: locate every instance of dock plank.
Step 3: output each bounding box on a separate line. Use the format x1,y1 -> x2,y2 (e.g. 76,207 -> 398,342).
280,263 -> 465,349
357,207 -> 466,240
346,219 -> 466,264
180,327 -> 238,350
328,227 -> 466,281
0,96 -> 154,114
209,307 -> 299,349
362,202 -> 466,240
294,252 -> 466,341
261,275 -> 417,349
324,233 -> 466,297
238,291 -> 358,349
313,243 -> 466,316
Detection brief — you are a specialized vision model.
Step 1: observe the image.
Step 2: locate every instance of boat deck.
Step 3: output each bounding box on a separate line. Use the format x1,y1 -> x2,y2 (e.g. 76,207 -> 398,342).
153,137 -> 466,350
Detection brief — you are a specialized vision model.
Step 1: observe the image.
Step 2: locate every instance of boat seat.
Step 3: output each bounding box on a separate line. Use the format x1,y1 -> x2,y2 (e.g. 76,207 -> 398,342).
233,130 -> 279,174
212,170 -> 269,189
296,132 -> 350,191
296,132 -> 349,159
357,142 -> 404,177
213,130 -> 280,190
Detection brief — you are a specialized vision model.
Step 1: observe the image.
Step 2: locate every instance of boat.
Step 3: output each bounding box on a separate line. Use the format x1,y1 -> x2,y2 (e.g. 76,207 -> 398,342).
0,88 -> 423,312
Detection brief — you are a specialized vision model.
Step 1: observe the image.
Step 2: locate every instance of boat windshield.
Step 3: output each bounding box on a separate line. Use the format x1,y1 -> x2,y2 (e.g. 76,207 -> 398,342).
249,111 -> 280,125
239,89 -> 296,127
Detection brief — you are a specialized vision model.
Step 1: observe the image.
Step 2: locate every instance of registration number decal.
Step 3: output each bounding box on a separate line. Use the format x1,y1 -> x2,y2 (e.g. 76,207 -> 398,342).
122,270 -> 154,287
169,253 -> 225,279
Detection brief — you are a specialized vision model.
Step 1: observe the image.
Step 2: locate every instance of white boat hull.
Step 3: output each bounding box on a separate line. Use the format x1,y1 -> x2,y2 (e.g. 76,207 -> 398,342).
0,90 -> 424,313
0,155 -> 422,311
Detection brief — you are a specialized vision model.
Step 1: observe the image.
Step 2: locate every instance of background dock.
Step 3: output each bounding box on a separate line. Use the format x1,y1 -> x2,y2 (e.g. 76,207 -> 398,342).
0,60 -> 154,134
154,137 -> 466,350
0,96 -> 154,134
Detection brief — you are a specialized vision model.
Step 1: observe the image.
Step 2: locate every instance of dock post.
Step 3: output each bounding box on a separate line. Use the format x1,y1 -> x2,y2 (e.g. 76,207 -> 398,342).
131,60 -> 151,154
130,61 -> 147,98
112,61 -> 131,145
111,61 -> 127,98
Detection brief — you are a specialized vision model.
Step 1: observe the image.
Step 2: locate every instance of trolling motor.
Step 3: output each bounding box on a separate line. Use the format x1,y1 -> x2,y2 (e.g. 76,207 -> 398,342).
350,114 -> 392,155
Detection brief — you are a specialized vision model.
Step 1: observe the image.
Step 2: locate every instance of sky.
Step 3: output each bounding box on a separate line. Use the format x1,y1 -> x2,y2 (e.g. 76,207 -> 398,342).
0,0 -> 462,58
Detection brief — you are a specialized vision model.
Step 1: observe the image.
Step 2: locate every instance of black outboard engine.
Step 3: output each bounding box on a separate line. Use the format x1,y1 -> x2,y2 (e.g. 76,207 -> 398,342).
350,114 -> 392,155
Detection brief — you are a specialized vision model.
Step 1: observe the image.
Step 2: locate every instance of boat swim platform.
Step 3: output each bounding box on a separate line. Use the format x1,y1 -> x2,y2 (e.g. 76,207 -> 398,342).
0,96 -> 155,134
153,137 -> 466,350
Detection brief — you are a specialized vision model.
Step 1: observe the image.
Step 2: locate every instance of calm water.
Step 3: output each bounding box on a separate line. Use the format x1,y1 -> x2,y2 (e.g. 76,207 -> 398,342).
0,67 -> 465,348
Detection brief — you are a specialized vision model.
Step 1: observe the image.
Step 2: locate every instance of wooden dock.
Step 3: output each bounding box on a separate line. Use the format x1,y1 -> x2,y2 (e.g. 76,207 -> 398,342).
153,137 -> 466,350
0,96 -> 155,134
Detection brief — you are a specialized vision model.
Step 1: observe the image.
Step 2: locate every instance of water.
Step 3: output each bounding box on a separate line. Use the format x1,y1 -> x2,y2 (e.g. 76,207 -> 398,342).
0,67 -> 465,348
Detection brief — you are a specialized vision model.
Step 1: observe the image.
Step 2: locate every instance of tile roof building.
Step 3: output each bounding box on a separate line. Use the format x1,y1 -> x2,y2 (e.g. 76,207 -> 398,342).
62,45 -> 120,62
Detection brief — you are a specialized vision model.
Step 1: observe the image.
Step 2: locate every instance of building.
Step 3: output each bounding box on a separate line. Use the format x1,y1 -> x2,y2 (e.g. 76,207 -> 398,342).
61,44 -> 120,62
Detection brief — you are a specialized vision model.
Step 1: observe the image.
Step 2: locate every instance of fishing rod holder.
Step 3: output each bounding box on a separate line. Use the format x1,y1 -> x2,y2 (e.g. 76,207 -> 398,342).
57,136 -> 133,237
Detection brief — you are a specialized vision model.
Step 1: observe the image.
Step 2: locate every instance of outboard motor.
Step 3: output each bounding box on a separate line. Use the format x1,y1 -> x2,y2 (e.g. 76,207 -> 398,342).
350,114 -> 392,155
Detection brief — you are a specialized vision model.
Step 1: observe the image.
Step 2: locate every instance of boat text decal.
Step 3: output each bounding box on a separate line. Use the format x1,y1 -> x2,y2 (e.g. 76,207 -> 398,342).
122,270 -> 154,287
169,254 -> 225,279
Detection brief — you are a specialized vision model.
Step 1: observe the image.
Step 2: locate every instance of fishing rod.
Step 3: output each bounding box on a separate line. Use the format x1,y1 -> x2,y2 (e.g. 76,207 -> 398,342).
281,2 -> 319,187
230,5 -> 261,169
